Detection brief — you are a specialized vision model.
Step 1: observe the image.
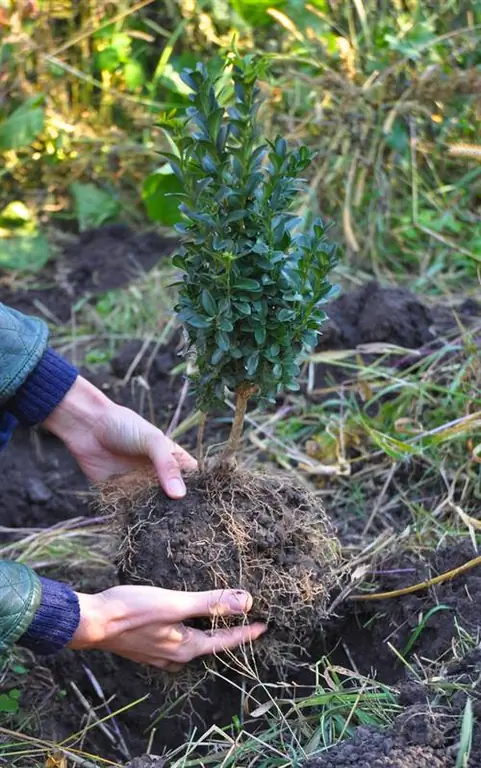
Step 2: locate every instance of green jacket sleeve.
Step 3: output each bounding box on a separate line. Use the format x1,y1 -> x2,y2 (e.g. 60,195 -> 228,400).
0,303 -> 49,406
0,562 -> 42,652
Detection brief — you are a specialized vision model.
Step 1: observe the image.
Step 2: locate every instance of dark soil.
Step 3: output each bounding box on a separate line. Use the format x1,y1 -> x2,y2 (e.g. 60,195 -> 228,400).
313,281 -> 480,392
305,725 -> 453,767
108,467 -> 340,662
318,281 -> 480,352
0,224 -> 178,322
0,426 -> 90,529
308,541 -> 481,767
318,281 -> 435,351
332,541 -> 481,679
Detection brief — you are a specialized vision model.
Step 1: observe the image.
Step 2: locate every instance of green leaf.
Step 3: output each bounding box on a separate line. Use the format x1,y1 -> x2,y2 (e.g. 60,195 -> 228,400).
0,96 -> 45,150
0,691 -> 20,714
216,330 -> 230,351
234,278 -> 261,290
111,33 -> 132,62
143,169 -> 183,227
201,289 -> 217,316
0,234 -> 50,272
70,183 -> 120,231
254,326 -> 266,345
218,317 -> 234,331
246,352 -> 259,375
211,348 -> 224,364
96,47 -> 120,72
234,302 -> 251,315
0,201 -> 32,229
124,59 -> 145,91
225,210 -> 247,224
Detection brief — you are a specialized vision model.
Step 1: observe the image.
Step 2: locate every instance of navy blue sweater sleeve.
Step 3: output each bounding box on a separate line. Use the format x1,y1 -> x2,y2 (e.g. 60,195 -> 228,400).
1,348 -> 81,653
6,347 -> 78,426
18,577 -> 80,655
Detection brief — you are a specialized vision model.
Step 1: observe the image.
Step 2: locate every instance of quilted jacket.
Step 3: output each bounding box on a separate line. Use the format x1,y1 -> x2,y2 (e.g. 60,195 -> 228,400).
0,303 -> 79,653
0,303 -> 48,405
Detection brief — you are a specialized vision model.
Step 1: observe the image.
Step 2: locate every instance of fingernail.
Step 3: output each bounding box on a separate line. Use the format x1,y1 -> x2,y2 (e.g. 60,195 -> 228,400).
228,590 -> 251,614
168,478 -> 186,498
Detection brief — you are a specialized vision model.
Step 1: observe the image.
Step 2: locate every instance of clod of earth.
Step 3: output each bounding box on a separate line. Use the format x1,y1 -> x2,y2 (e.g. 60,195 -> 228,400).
102,466 -> 341,673
304,725 -> 453,768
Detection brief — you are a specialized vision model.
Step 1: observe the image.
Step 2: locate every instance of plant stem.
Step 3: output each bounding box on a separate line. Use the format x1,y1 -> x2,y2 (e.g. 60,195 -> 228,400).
197,411 -> 207,471
222,384 -> 257,463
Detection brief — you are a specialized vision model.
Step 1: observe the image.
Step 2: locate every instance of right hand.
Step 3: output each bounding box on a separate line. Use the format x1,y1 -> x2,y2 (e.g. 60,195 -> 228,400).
70,586 -> 266,670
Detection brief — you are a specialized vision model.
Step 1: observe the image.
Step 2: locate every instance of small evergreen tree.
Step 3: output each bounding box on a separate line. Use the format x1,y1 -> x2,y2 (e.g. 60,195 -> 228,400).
163,55 -> 337,460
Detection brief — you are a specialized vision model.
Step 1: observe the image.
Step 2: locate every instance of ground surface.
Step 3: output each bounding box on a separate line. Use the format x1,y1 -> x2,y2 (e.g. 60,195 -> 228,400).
1,225 -> 481,766
0,224 -> 178,322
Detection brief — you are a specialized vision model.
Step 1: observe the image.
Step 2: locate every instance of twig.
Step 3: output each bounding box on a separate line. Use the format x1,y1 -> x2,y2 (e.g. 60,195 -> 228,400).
362,462 -> 397,535
196,412 -> 207,471
70,681 -> 127,756
166,376 -> 190,437
349,554 -> 481,602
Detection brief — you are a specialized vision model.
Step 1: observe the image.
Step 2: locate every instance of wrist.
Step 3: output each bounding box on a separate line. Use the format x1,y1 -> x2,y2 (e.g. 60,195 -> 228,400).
43,376 -> 110,446
69,592 -> 111,650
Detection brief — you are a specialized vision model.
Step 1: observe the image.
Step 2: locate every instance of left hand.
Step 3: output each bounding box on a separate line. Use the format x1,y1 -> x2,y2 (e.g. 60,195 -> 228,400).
70,586 -> 266,669
43,376 -> 196,498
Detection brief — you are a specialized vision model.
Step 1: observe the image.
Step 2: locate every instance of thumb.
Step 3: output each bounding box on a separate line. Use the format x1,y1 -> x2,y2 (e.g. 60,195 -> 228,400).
176,589 -> 254,621
146,433 -> 189,499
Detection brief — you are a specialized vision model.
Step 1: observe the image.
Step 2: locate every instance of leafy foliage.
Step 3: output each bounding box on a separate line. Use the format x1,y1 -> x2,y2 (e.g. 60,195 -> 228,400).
70,183 -> 120,232
163,56 -> 337,411
0,96 -> 45,151
0,235 -> 50,272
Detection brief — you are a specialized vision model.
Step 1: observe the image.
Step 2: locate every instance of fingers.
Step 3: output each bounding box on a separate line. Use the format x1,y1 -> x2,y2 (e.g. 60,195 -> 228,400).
174,589 -> 254,621
176,623 -> 267,663
146,433 -> 197,499
147,436 -> 187,498
172,442 -> 198,472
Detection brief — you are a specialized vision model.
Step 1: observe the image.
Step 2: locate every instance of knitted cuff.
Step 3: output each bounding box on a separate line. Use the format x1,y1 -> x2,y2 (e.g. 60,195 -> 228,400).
19,577 -> 80,655
7,348 -> 78,426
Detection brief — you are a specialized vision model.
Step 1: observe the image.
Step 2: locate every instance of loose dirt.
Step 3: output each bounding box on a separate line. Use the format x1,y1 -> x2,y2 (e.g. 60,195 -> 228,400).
313,280 -> 480,392
0,224 -> 178,322
309,541 -> 481,767
0,427 -> 90,528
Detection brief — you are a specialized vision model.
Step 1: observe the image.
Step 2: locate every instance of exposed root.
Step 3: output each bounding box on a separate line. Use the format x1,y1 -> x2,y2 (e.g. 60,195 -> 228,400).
101,466 -> 342,681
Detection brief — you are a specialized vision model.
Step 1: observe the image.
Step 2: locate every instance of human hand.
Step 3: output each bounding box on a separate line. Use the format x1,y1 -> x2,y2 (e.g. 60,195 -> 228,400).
43,376 -> 196,498
70,586 -> 266,669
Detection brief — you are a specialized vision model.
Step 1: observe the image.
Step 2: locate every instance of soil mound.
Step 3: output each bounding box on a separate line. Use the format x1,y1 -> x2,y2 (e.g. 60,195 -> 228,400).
313,281 -> 480,391
318,281 -> 435,351
0,224 -> 178,322
105,467 -> 341,667
304,725 -> 453,767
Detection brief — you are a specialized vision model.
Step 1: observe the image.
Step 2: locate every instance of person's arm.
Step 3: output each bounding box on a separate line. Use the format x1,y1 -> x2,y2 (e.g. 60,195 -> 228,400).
0,561 -> 265,665
0,302 -> 77,450
0,303 -> 266,661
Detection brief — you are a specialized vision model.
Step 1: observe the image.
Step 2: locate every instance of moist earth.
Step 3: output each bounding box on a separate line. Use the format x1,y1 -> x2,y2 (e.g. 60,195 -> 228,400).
0,223 -> 178,322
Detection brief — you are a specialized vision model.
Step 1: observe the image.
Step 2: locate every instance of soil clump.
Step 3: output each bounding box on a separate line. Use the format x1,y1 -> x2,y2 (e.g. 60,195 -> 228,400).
106,467 -> 341,667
